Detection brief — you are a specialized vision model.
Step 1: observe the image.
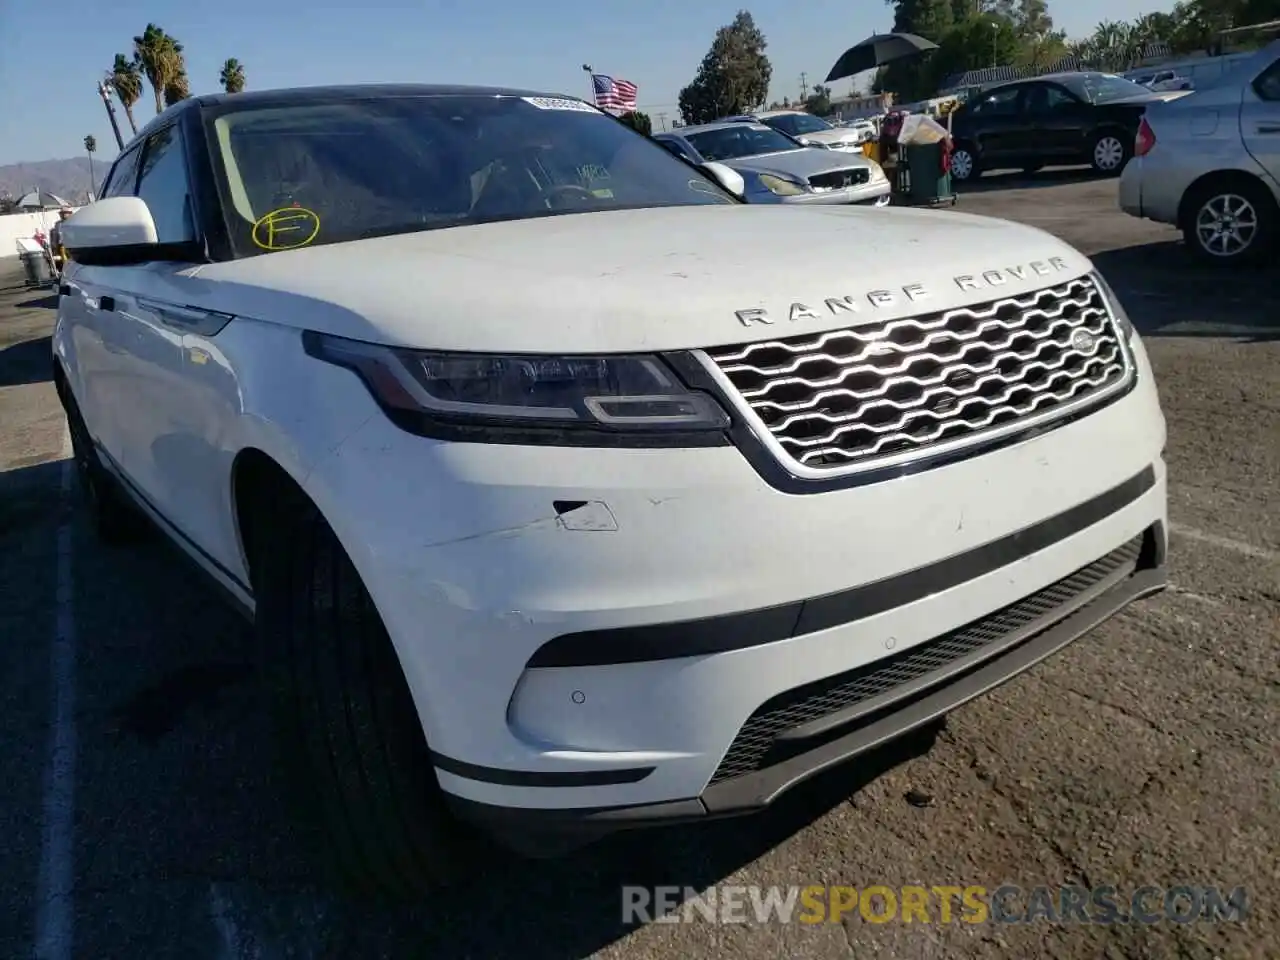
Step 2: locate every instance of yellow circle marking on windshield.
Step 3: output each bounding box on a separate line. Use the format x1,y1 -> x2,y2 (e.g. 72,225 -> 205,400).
251,207 -> 320,250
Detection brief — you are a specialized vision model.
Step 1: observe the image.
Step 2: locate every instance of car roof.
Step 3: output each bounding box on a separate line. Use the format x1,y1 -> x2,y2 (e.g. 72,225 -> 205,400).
132,82 -> 581,141
674,120 -> 775,135
981,71 -> 1119,94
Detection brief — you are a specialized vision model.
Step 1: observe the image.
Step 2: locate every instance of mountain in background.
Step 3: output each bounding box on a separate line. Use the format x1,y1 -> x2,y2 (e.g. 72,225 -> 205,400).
0,156 -> 113,208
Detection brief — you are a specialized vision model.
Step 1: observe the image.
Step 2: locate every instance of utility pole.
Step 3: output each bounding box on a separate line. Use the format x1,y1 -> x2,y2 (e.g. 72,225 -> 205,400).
96,78 -> 125,151
799,71 -> 808,102
657,111 -> 668,131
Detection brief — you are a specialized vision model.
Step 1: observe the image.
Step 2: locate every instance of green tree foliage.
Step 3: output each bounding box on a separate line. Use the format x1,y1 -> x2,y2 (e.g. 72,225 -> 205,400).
678,10 -> 773,125
618,110 -> 653,135
804,84 -> 834,115
133,24 -> 185,114
220,58 -> 247,94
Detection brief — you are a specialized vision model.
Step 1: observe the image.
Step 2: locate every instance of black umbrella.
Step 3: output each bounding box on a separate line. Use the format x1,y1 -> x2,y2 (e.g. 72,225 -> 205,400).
824,33 -> 939,83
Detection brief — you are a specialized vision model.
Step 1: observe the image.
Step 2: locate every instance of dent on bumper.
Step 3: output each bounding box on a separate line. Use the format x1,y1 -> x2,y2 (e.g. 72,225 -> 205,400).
449,522 -> 1168,856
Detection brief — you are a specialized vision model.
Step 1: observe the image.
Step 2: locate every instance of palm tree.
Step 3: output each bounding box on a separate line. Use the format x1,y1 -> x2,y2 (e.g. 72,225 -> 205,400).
164,70 -> 191,107
84,135 -> 98,196
133,23 -> 184,114
109,54 -> 143,134
219,58 -> 246,94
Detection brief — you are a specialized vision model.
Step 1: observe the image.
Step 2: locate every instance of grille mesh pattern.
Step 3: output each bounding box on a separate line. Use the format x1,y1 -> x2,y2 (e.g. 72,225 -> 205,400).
708,535 -> 1144,785
809,168 -> 870,190
706,276 -> 1126,471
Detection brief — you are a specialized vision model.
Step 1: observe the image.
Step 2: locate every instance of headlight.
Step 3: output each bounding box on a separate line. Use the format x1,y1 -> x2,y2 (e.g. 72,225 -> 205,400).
759,173 -> 809,196
303,332 -> 731,443
868,162 -> 887,183
1090,270 -> 1136,340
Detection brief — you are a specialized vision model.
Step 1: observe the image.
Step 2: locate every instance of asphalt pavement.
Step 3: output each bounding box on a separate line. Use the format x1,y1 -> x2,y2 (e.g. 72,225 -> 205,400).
1,175 -> 1276,959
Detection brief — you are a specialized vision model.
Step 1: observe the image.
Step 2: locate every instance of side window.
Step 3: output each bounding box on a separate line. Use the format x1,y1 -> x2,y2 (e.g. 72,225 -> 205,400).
972,86 -> 1021,117
1254,60 -> 1280,102
657,139 -> 693,162
135,126 -> 196,243
101,146 -> 143,198
1027,84 -> 1077,114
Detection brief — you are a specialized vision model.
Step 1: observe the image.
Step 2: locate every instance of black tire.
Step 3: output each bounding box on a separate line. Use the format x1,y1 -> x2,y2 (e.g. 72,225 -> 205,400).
949,142 -> 980,183
251,488 -> 474,900
61,385 -> 144,545
1181,177 -> 1276,266
1090,129 -> 1130,176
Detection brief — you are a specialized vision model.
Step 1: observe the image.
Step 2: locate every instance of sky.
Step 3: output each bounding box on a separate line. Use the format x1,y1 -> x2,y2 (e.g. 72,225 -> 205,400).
0,0 -> 1176,165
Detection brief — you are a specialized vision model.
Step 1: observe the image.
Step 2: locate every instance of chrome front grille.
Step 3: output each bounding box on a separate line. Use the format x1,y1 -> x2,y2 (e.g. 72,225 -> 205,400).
809,168 -> 870,190
704,276 -> 1129,474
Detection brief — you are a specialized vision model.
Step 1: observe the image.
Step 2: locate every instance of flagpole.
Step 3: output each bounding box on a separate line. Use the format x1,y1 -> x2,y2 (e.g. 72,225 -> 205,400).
582,63 -> 594,105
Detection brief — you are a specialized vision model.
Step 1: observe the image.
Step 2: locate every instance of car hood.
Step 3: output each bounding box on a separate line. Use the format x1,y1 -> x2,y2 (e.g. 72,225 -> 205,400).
185,205 -> 1094,354
791,128 -> 863,150
726,148 -> 872,180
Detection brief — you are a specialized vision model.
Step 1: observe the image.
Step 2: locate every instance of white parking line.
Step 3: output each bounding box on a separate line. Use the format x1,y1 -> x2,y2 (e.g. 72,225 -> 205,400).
34,437 -> 77,960
1170,523 -> 1280,562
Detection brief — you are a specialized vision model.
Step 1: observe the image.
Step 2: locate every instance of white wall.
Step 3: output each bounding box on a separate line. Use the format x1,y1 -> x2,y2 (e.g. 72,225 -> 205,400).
0,208 -> 82,258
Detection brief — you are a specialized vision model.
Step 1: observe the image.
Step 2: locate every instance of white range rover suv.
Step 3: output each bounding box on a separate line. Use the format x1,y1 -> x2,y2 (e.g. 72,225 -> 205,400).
53,84 -> 1169,895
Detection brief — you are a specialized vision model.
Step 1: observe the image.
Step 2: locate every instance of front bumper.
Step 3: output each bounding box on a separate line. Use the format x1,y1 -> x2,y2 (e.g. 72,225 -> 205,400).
306,330 -> 1167,846
780,179 -> 891,205
449,531 -> 1166,855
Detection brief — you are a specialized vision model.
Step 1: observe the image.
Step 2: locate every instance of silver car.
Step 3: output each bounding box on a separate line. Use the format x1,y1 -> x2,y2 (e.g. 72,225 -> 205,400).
654,122 -> 890,206
1119,40 -> 1280,264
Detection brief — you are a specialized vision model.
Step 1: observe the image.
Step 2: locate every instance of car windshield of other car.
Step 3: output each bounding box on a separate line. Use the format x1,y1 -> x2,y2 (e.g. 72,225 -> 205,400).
204,94 -> 735,257
1062,74 -> 1153,104
764,113 -> 834,136
684,125 -> 802,161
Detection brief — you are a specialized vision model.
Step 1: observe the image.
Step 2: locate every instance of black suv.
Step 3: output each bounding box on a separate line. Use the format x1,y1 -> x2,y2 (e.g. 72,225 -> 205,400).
948,72 -> 1165,182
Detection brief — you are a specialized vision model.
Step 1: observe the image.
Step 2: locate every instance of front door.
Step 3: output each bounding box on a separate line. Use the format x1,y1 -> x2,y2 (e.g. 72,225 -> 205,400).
90,124 -> 203,536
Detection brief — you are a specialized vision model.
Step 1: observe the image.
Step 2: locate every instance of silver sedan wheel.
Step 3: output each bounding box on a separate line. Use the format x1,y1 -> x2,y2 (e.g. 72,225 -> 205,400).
950,149 -> 975,180
1094,136 -> 1125,171
1195,193 -> 1259,258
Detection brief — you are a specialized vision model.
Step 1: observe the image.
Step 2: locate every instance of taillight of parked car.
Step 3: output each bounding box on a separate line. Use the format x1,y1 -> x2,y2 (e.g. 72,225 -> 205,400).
1135,117 -> 1156,157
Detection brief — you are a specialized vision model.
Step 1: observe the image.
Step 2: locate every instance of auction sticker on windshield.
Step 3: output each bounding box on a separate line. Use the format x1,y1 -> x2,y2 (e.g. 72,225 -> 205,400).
521,97 -> 600,112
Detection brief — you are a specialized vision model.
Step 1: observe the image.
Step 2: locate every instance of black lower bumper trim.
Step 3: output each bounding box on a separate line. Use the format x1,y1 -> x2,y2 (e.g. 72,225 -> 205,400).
527,465 -> 1157,668
430,751 -> 654,788
449,562 -> 1167,857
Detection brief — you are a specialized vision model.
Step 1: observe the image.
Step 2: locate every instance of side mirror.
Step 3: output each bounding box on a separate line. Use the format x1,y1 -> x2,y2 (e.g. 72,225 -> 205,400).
61,196 -> 195,267
700,161 -> 746,198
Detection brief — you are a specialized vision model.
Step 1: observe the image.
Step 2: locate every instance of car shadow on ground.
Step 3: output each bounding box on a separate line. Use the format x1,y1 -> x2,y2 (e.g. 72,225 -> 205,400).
1091,242 -> 1280,342
955,166 -> 1103,194
0,335 -> 54,387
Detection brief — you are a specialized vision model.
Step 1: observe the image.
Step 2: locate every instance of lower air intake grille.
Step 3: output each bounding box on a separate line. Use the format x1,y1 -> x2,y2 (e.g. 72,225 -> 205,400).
708,534 -> 1145,786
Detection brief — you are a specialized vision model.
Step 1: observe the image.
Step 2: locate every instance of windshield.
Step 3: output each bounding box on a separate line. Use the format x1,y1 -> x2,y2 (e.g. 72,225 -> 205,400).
204,94 -> 735,257
684,125 -> 801,161
764,113 -> 833,136
1062,74 -> 1153,104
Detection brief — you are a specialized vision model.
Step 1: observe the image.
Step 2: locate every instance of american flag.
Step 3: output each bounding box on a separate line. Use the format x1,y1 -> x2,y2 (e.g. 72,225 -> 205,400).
591,74 -> 639,115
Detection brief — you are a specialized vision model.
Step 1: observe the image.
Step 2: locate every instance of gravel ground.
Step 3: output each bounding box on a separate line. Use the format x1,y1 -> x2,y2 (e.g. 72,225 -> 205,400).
0,173 -> 1276,959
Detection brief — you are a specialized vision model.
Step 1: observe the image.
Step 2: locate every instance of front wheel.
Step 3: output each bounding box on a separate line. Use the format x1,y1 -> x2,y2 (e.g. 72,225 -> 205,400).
1091,131 -> 1130,175
1182,178 -> 1276,265
251,489 -> 480,898
949,143 -> 979,182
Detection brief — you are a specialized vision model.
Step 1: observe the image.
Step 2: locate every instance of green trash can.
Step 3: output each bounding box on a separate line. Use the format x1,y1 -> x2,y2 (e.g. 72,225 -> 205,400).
904,142 -> 954,206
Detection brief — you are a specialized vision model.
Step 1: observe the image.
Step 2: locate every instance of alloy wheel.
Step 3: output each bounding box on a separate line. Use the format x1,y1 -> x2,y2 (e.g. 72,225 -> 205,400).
950,150 -> 974,180
1195,193 -> 1258,258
